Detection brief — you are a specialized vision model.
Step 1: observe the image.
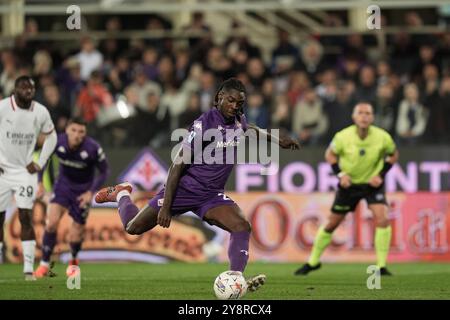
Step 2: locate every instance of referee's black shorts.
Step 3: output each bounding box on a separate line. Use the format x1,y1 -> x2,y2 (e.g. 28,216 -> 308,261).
331,184 -> 388,214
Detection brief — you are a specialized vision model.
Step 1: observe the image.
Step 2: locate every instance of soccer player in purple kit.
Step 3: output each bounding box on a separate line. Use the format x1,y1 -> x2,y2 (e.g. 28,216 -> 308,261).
95,78 -> 299,293
34,118 -> 110,278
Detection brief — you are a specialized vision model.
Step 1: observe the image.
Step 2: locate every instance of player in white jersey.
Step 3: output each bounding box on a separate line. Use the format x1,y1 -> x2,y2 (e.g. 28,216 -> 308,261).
0,76 -> 57,280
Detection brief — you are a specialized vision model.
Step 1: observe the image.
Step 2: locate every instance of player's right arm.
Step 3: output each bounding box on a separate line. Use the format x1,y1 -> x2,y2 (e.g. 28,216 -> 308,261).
157,148 -> 188,228
326,134 -> 351,188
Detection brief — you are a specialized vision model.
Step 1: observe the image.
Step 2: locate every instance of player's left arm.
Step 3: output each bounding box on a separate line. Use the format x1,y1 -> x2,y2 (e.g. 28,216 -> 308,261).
27,107 -> 57,174
27,130 -> 57,174
369,133 -> 399,187
246,123 -> 300,150
378,149 -> 399,179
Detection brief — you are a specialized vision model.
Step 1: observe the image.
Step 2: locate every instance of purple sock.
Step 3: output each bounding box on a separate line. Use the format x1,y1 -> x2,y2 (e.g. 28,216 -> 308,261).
228,231 -> 250,272
118,196 -> 139,229
70,242 -> 82,259
42,231 -> 57,263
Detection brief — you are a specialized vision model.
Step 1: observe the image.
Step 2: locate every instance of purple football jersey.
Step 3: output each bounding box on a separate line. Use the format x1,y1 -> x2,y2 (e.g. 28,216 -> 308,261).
179,107 -> 248,194
54,133 -> 109,192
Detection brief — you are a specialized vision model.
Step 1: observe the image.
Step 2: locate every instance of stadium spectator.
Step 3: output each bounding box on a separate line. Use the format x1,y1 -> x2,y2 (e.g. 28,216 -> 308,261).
337,54 -> 362,83
296,39 -> 328,85
174,49 -> 191,83
198,71 -> 216,112
75,71 -> 114,131
413,45 -> 440,81
184,12 -> 211,50
224,20 -> 261,59
271,30 -> 299,75
391,32 -> 417,76
157,55 -> 175,87
33,50 -> 53,78
286,71 -> 310,107
125,66 -> 161,111
396,83 -> 429,145
246,57 -> 268,91
315,69 -> 337,103
271,94 -> 292,134
293,87 -> 328,145
424,75 -> 450,143
355,65 -> 377,105
437,32 -> 450,72
106,55 -> 134,95
43,84 -> 71,133
179,91 -> 203,129
374,82 -> 397,135
324,81 -> 355,139
244,91 -> 270,128
55,56 -> 83,110
0,50 -> 18,96
376,60 -> 392,86
160,80 -> 190,130
131,91 -> 169,148
75,36 -> 104,81
438,76 -> 450,141
141,47 -> 159,81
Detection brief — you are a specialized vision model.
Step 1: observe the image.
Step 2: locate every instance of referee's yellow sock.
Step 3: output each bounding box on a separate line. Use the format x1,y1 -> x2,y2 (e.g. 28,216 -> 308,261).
375,225 -> 392,268
308,226 -> 332,267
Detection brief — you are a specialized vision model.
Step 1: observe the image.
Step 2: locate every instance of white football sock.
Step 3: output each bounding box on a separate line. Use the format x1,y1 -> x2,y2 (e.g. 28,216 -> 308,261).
22,240 -> 36,274
117,190 -> 131,202
40,260 -> 50,267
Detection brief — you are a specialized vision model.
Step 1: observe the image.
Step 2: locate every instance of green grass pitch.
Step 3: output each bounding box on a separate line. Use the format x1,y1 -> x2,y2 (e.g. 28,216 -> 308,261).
0,262 -> 449,300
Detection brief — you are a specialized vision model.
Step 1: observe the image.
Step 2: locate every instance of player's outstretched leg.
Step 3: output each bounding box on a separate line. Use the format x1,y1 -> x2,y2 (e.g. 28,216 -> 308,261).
95,183 -> 136,227
95,182 -> 158,234
295,213 -> 345,276
204,204 -> 266,293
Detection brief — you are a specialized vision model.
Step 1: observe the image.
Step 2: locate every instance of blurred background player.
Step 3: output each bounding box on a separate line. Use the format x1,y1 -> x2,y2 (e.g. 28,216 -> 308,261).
34,117 -> 110,278
96,78 -> 299,293
295,103 -> 399,276
0,76 -> 57,280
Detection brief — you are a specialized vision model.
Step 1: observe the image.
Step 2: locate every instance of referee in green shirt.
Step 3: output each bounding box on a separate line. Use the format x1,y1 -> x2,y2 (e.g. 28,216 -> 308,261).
295,103 -> 399,276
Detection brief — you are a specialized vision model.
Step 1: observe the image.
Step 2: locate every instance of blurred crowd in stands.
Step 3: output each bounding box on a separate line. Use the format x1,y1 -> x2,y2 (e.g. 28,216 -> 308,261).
0,12 -> 449,147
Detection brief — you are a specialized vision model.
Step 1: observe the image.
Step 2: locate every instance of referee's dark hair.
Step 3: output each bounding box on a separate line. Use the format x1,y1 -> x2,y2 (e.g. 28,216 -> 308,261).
67,117 -> 88,127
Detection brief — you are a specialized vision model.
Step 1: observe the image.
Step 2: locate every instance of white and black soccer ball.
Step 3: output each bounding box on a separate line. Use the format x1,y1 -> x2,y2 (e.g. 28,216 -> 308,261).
213,270 -> 248,300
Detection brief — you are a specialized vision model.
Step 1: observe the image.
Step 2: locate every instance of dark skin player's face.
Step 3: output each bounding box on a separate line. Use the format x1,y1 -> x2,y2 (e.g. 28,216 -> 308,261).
15,79 -> 36,108
217,89 -> 245,120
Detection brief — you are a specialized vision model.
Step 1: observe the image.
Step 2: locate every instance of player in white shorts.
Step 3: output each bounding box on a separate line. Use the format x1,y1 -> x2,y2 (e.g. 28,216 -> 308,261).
0,76 -> 57,280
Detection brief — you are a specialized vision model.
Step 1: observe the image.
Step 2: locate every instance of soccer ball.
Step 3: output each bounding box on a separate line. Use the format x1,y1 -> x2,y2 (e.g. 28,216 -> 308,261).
213,270 -> 248,300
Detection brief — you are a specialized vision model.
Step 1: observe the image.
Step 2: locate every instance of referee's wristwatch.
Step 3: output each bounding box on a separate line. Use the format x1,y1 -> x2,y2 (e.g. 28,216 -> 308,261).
337,172 -> 348,178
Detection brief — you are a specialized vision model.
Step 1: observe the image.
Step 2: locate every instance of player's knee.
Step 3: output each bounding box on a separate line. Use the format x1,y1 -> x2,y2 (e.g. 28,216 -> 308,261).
18,213 -> 33,228
324,222 -> 338,233
45,224 -> 58,233
232,219 -> 251,233
375,216 -> 390,228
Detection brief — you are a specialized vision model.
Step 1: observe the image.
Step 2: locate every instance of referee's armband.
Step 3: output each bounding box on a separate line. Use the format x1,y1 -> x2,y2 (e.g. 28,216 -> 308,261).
379,161 -> 393,178
331,163 -> 341,175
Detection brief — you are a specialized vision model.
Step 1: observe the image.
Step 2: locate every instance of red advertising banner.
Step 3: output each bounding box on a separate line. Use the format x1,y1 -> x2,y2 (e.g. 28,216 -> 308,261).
3,192 -> 449,263
4,197 -> 207,263
225,192 -> 450,263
